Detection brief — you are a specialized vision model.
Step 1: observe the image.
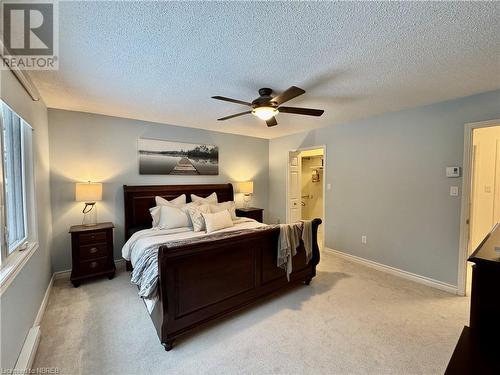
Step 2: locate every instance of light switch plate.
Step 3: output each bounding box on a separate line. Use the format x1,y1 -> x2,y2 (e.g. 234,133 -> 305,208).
446,167 -> 461,178
450,186 -> 459,196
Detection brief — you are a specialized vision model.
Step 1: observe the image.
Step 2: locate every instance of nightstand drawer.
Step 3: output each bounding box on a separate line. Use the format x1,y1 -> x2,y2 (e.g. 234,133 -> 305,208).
79,243 -> 107,260
79,257 -> 109,275
69,222 -> 115,287
79,231 -> 107,245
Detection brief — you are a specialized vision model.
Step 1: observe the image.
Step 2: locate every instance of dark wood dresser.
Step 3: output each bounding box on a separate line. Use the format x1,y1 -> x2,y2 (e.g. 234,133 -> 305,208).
235,207 -> 264,223
69,222 -> 116,287
445,224 -> 500,374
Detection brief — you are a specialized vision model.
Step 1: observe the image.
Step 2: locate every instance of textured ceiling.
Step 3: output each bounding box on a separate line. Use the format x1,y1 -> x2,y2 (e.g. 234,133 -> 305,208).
29,1 -> 500,139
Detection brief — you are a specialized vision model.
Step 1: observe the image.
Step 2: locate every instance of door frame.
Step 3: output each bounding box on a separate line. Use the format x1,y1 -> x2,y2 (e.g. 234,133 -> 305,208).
286,145 -> 327,248
457,119 -> 500,296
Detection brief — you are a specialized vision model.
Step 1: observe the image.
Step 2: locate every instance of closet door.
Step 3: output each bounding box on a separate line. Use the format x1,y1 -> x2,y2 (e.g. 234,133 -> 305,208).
288,151 -> 301,223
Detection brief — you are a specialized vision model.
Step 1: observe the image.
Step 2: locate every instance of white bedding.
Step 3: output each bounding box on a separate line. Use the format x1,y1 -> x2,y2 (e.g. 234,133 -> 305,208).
122,217 -> 266,267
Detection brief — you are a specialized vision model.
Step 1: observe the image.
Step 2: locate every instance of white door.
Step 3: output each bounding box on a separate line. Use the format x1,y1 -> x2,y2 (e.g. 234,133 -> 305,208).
288,151 -> 301,223
494,139 -> 500,223
469,145 -> 479,253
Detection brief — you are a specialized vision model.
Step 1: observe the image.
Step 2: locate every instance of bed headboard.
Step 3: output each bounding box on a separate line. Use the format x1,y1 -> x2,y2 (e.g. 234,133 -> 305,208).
123,183 -> 234,240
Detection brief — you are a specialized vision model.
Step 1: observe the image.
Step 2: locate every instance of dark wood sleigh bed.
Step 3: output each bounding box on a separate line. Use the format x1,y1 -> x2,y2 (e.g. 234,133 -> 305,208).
124,183 -> 322,351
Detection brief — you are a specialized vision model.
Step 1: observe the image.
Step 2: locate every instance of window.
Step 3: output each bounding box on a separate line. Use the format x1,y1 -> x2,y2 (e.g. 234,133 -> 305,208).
0,100 -> 36,265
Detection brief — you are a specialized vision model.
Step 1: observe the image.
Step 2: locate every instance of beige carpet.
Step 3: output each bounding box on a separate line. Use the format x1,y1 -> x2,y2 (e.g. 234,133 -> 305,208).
33,252 -> 469,375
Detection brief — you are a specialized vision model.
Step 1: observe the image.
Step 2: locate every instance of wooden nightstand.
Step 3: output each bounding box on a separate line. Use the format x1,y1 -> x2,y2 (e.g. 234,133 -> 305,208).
69,222 -> 116,287
235,207 -> 264,223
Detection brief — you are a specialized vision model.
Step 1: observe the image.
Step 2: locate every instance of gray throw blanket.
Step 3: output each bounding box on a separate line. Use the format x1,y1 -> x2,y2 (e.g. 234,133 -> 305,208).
276,220 -> 314,280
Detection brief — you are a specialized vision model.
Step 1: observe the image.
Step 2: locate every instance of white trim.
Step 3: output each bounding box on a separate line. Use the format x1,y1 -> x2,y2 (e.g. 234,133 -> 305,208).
458,119 -> 500,296
0,40 -> 41,101
13,274 -> 53,371
33,273 -> 55,327
0,242 -> 39,296
53,268 -> 71,280
286,145 -> 327,248
19,258 -> 127,370
13,326 -> 40,371
324,248 -> 459,295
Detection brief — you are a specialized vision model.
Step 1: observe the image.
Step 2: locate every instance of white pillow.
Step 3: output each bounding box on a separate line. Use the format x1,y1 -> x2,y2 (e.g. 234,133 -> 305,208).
202,210 -> 234,233
150,206 -> 162,228
185,204 -> 211,232
157,205 -> 190,230
150,195 -> 187,227
191,192 -> 218,204
156,194 -> 186,206
210,201 -> 237,220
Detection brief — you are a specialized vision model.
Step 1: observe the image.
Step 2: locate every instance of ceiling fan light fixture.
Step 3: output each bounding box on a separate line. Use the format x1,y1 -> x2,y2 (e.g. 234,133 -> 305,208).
252,106 -> 278,121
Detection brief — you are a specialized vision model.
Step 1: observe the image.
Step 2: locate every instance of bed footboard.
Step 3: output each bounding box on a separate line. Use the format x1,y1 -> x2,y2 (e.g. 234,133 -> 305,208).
151,218 -> 322,350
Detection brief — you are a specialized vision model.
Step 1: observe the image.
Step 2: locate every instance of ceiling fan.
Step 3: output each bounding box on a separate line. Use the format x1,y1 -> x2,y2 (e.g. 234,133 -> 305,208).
212,86 -> 324,127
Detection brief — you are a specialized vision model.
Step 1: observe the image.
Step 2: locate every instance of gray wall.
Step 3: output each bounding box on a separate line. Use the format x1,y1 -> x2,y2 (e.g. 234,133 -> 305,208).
48,109 -> 269,272
0,71 -> 53,368
269,90 -> 500,287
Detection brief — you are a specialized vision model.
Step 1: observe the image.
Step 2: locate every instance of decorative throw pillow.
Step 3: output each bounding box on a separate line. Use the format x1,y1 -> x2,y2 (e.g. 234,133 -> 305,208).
155,194 -> 186,206
179,202 -> 201,227
202,210 -> 234,233
150,206 -> 162,228
150,195 -> 187,227
185,204 -> 211,232
157,205 -> 190,230
191,192 -> 218,204
210,201 -> 237,220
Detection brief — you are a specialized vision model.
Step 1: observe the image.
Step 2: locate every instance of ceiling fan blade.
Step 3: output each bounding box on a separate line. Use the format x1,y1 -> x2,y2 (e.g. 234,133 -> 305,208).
266,117 -> 278,127
272,86 -> 305,105
217,111 -> 252,121
212,96 -> 252,106
278,106 -> 324,117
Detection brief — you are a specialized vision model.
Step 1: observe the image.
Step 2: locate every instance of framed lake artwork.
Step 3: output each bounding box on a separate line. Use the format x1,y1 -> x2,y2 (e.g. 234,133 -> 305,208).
138,138 -> 219,175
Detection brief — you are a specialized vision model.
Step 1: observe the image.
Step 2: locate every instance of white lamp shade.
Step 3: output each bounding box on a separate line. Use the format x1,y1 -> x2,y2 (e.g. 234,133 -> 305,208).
76,182 -> 102,202
235,181 -> 253,194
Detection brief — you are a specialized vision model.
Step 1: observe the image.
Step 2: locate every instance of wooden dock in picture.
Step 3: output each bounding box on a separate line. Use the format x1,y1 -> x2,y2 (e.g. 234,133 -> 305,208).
170,157 -> 200,175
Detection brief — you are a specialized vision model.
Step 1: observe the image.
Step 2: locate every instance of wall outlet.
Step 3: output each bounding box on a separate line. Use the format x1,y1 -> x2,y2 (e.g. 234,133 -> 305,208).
450,186 -> 459,196
327,183 -> 332,191
361,235 -> 367,244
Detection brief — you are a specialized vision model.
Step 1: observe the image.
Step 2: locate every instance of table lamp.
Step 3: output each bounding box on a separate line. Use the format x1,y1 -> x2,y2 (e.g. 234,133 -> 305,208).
235,181 -> 253,208
76,181 -> 102,226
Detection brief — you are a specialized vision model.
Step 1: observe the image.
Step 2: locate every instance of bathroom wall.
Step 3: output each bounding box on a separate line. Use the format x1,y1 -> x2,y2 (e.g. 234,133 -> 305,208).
470,125 -> 500,251
301,155 -> 324,221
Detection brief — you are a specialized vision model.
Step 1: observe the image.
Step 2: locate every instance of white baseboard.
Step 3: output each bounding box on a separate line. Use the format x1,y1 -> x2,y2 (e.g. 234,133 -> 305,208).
323,248 -> 458,295
33,274 -> 55,326
15,257 -> 127,370
53,258 -> 126,280
14,326 -> 40,371
14,273 -> 53,370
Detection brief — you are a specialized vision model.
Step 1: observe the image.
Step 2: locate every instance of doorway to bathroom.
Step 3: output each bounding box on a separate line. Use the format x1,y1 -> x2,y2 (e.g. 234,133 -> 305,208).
458,120 -> 500,296
287,146 -> 326,249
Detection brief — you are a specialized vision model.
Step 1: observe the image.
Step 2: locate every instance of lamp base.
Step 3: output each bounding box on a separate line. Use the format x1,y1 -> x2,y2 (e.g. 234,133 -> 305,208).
82,203 -> 97,226
243,194 -> 252,209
